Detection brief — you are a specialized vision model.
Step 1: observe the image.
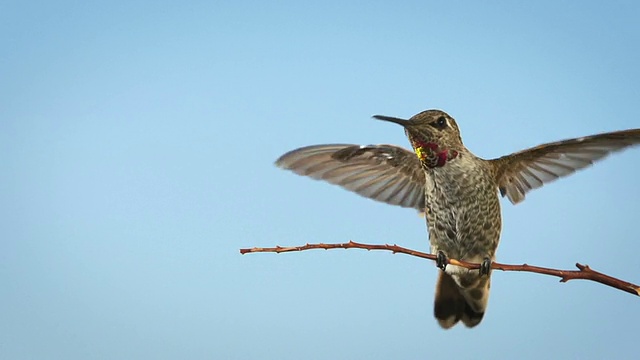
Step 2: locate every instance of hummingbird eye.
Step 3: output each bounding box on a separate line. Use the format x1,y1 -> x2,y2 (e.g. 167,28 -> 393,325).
433,116 -> 448,129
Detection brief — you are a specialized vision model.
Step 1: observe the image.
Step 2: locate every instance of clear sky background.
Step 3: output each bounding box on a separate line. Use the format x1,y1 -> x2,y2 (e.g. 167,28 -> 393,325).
2,1 -> 640,359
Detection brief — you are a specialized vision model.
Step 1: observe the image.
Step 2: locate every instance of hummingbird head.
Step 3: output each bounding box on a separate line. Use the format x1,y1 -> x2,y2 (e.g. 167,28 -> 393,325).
373,109 -> 463,168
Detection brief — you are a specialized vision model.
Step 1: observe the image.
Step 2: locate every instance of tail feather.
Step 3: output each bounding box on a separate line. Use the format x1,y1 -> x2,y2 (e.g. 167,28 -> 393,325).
434,272 -> 489,329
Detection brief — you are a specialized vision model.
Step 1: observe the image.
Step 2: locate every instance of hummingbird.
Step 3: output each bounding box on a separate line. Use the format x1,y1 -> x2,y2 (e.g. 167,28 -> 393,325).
275,109 -> 640,329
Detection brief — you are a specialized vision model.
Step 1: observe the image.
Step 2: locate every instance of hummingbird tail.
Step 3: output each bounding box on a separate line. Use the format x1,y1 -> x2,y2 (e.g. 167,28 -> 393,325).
434,272 -> 487,329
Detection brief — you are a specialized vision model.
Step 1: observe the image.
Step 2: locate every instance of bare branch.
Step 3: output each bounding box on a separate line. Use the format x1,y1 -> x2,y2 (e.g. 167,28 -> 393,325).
240,241 -> 640,297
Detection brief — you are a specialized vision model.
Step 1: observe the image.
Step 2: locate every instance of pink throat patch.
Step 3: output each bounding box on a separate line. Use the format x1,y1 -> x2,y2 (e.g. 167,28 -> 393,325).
416,141 -> 458,168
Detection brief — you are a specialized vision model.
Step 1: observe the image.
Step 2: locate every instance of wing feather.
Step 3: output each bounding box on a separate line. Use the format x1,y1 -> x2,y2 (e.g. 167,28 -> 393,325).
275,144 -> 425,210
492,129 -> 640,204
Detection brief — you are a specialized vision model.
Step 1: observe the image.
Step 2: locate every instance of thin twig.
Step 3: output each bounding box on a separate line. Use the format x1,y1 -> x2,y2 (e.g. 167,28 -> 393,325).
240,241 -> 640,297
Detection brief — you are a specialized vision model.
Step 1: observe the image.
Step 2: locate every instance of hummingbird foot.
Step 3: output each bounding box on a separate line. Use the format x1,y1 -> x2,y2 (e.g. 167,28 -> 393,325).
436,250 -> 448,271
479,257 -> 492,276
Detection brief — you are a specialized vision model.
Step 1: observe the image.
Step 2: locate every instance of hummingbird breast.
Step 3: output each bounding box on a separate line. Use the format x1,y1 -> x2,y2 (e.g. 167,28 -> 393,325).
423,153 -> 502,262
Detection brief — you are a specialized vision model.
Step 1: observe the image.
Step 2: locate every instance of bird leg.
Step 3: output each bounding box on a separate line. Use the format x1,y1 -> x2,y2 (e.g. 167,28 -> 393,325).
480,257 -> 492,276
436,250 -> 448,271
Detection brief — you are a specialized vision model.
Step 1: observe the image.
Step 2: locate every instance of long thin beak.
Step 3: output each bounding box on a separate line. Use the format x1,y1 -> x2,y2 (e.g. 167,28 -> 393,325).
372,115 -> 411,127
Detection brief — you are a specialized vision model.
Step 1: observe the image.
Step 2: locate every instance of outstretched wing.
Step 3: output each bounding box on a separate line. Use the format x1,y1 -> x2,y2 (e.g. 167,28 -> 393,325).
275,144 -> 426,210
491,129 -> 640,205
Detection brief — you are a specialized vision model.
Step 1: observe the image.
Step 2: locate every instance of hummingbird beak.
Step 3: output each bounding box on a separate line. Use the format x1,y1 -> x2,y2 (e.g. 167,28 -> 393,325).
373,115 -> 420,135
373,114 -> 430,145
372,115 -> 411,127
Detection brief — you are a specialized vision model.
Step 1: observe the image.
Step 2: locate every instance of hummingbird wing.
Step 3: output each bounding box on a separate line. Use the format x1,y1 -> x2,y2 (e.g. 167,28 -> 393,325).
275,144 -> 425,210
492,129 -> 640,205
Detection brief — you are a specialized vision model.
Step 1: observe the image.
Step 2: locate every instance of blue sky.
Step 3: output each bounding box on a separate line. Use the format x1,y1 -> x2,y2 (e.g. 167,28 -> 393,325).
2,1 -> 640,359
